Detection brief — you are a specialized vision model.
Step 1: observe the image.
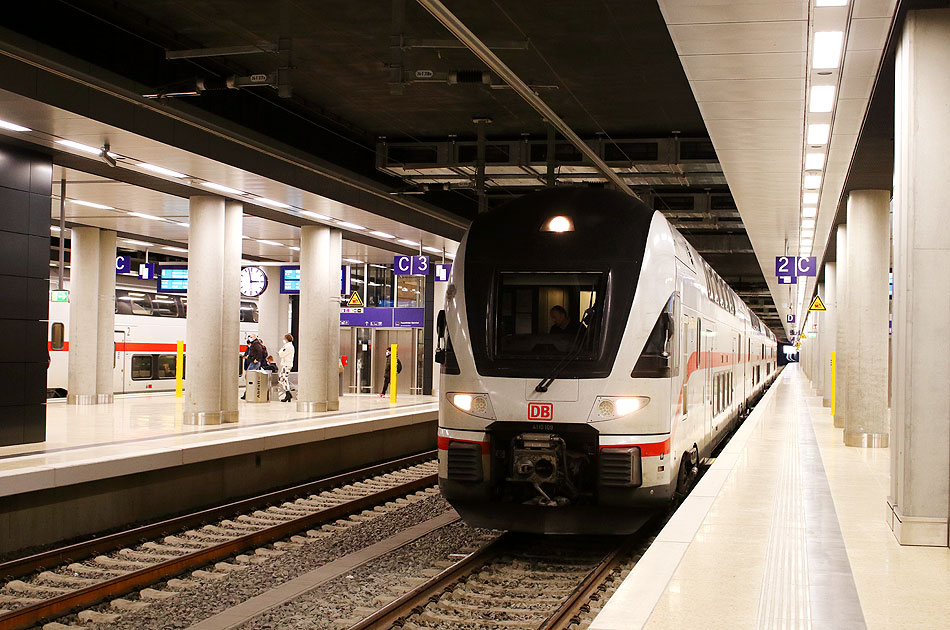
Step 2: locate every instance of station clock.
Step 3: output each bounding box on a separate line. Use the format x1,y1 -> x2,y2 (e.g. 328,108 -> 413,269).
240,266 -> 268,297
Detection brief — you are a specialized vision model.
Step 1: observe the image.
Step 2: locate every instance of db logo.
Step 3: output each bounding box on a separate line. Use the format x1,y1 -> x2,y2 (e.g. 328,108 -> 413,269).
528,402 -> 553,420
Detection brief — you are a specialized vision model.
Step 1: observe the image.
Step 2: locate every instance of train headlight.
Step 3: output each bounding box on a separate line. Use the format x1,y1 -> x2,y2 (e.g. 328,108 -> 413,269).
448,392 -> 495,419
541,215 -> 574,232
589,396 -> 650,422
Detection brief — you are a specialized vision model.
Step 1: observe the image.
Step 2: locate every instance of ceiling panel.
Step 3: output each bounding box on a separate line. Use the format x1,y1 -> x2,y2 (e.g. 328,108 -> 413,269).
681,52 -> 806,81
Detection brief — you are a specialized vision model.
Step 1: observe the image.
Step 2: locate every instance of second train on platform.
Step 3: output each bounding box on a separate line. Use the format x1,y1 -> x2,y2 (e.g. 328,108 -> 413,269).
436,188 -> 778,534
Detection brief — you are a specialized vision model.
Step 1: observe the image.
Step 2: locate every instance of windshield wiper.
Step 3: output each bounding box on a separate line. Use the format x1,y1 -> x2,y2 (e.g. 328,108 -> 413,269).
535,305 -> 596,393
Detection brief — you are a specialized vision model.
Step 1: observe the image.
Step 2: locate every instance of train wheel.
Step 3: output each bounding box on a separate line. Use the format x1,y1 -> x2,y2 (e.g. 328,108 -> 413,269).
674,446 -> 700,502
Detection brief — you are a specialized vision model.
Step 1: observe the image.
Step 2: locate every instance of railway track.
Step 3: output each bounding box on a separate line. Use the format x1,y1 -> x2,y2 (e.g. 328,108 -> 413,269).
0,452 -> 439,630
344,531 -> 645,630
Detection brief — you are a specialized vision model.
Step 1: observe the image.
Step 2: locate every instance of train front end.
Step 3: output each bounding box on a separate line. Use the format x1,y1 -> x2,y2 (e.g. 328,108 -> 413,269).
437,189 -> 679,534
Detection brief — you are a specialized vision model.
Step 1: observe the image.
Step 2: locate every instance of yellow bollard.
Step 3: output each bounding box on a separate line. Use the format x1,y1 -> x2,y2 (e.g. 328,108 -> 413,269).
830,351 -> 836,417
176,340 -> 184,398
390,343 -> 398,404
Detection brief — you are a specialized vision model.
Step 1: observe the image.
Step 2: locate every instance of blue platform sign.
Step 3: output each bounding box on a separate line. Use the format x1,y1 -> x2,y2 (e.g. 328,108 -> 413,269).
340,307 -> 393,328
435,263 -> 452,282
778,275 -> 797,285
394,255 -> 429,276
138,263 -> 156,281
115,255 -> 131,274
776,255 -> 795,278
796,256 -> 817,277
787,314 -> 796,324
394,308 -> 425,328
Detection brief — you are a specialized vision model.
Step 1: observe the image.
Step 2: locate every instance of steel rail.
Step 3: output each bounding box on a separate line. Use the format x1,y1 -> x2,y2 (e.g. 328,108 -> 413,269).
345,533 -> 508,630
0,455 -> 438,630
0,450 -> 436,582
416,0 -> 638,198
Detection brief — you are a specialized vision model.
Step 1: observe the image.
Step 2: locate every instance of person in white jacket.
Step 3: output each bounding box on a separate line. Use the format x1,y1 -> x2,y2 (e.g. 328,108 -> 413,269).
277,333 -> 295,402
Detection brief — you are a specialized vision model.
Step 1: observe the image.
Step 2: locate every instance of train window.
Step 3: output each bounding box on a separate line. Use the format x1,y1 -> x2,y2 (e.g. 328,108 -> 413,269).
180,297 -> 187,318
632,294 -> 678,378
240,301 -> 259,323
51,322 -> 65,350
131,355 -> 153,380
494,271 -> 604,359
156,355 -> 180,379
116,291 -> 152,316
151,295 -> 180,318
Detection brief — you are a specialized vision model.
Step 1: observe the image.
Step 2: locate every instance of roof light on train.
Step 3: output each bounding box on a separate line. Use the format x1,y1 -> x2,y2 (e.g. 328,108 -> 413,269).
543,216 -> 574,233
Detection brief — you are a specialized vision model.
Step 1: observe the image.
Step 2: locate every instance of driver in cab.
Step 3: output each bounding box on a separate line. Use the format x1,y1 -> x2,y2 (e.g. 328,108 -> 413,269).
549,305 -> 583,336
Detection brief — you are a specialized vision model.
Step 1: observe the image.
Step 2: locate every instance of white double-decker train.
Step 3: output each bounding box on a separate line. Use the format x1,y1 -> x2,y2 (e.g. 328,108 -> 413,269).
436,188 -> 778,534
47,284 -> 259,396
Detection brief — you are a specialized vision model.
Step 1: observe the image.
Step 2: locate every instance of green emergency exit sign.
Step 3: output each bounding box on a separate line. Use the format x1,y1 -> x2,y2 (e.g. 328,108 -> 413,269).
49,290 -> 69,303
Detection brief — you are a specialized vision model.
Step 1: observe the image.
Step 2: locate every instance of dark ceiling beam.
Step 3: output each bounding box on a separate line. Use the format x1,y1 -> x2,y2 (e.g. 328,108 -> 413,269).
415,0 -> 637,198
683,233 -> 754,254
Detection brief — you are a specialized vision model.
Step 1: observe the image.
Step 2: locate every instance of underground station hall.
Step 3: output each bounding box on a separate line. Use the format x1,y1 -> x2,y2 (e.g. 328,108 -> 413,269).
0,1 -> 948,629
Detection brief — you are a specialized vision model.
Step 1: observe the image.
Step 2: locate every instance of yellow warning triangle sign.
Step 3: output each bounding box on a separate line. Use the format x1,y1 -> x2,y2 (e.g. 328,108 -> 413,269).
809,295 -> 827,311
347,291 -> 364,307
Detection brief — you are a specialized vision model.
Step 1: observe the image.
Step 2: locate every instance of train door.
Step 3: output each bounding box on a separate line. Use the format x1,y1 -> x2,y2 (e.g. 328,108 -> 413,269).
355,327 -> 373,393
681,313 -> 698,425
113,330 -> 126,394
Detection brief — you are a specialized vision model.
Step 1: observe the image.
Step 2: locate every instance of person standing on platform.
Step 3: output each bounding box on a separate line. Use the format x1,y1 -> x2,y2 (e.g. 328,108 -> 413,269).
277,333 -> 295,403
379,348 -> 392,397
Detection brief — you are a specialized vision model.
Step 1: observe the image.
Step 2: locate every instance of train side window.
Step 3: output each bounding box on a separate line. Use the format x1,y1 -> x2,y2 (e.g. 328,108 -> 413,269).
51,322 -> 65,350
240,301 -> 259,323
632,294 -> 676,378
131,355 -> 153,380
151,295 -> 179,317
156,355 -> 178,379
180,297 -> 188,318
118,291 -> 152,316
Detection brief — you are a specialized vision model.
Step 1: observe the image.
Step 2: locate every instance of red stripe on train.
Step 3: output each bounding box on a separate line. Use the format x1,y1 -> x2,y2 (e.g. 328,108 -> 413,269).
600,439 -> 671,457
50,343 -> 249,352
437,436 -> 491,454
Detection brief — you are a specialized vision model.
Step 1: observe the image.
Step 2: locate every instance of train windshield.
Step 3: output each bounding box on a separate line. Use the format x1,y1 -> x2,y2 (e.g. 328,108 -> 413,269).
494,272 -> 604,359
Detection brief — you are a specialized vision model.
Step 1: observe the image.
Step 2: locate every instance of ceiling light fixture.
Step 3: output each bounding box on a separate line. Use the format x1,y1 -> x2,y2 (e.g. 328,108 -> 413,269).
55,139 -> 104,155
256,239 -> 284,247
138,162 -> 187,178
816,0 -> 849,8
301,210 -> 331,221
422,246 -> 442,254
801,229 -> 815,238
343,258 -> 365,264
337,221 -> 366,230
122,239 -> 156,247
805,153 -> 825,170
445,252 -> 456,259
70,199 -> 114,210
398,239 -> 420,247
370,230 -> 396,239
255,197 -> 292,209
288,246 -> 300,251
807,123 -> 830,145
813,31 -> 844,69
163,246 -> 188,253
50,225 -> 61,232
200,182 -> 245,196
0,119 -> 31,132
802,219 -> 816,228
803,207 -> 818,218
128,211 -> 166,221
803,192 -> 820,205
809,85 -> 836,113
803,174 -> 822,189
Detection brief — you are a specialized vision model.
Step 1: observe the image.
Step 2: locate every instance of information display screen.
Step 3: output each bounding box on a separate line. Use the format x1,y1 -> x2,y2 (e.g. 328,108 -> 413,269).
280,266 -> 300,294
158,266 -> 188,293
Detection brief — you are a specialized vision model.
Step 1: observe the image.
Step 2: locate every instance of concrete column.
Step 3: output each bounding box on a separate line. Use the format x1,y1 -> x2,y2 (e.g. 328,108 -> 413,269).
219,201 -> 242,423
67,227 -> 100,404
326,229 -> 342,410
888,8 -> 950,546
842,190 -> 890,448
95,230 -> 116,403
258,266 -> 283,352
822,264 -> 836,407
834,226 -> 848,428
184,196 -> 226,424
297,225 -> 330,412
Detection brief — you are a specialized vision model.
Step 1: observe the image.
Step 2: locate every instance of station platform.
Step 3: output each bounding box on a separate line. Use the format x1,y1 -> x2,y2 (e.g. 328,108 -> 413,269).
592,365 -> 950,630
0,393 -> 438,555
